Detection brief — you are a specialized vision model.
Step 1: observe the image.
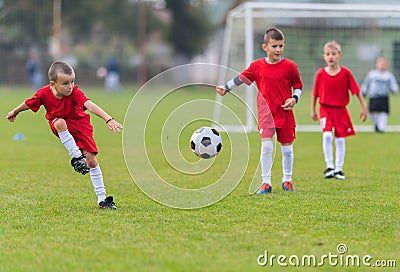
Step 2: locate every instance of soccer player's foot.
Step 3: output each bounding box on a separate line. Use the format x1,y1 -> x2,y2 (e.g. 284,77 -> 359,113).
334,171 -> 346,180
282,181 -> 295,192
256,183 -> 272,194
99,196 -> 117,210
324,168 -> 335,178
375,125 -> 383,133
71,155 -> 90,175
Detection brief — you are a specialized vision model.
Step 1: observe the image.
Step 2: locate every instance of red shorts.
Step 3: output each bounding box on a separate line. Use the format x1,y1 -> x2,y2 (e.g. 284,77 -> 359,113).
257,93 -> 295,143
319,105 -> 355,137
259,127 -> 295,143
50,117 -> 98,153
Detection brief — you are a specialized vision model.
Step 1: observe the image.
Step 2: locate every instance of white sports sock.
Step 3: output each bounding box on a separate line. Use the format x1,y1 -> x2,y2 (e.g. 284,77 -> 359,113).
377,112 -> 388,132
260,139 -> 273,185
370,112 -> 378,127
335,137 -> 345,172
281,144 -> 293,182
322,131 -> 334,169
90,165 -> 106,203
58,130 -> 82,159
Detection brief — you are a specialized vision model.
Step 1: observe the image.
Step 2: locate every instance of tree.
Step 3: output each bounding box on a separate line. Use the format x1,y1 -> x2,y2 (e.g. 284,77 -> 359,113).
166,0 -> 215,60
0,0 -> 165,46
62,0 -> 164,44
0,0 -> 53,46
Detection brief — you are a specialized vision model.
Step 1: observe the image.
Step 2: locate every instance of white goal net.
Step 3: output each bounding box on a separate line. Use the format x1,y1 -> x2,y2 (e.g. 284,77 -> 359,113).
214,2 -> 400,132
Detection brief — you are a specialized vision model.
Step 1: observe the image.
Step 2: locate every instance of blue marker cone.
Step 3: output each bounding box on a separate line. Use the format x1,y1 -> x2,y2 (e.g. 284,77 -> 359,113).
13,133 -> 25,141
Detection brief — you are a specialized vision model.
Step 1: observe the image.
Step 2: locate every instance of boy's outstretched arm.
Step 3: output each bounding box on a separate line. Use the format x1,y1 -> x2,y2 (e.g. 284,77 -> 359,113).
216,75 -> 244,96
356,92 -> 368,122
84,100 -> 123,133
6,102 -> 29,122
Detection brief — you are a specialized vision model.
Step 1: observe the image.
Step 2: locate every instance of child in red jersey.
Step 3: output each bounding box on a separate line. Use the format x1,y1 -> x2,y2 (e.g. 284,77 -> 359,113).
216,28 -> 303,194
311,40 -> 368,180
6,61 -> 123,209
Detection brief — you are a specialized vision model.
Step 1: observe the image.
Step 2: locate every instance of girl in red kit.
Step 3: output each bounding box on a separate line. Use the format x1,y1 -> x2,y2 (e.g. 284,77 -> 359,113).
311,40 -> 368,180
6,61 -> 123,209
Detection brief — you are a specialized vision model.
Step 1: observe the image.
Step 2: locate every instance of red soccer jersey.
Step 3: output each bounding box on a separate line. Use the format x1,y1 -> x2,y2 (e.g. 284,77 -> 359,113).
25,85 -> 98,153
25,85 -> 90,121
239,58 -> 303,128
313,66 -> 360,107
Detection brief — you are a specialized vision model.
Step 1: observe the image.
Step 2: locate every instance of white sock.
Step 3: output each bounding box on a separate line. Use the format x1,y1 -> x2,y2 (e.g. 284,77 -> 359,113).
281,144 -> 293,182
370,112 -> 378,127
322,131 -> 334,169
377,112 -> 388,132
260,139 -> 273,185
90,165 -> 106,203
335,137 -> 345,172
58,130 -> 82,158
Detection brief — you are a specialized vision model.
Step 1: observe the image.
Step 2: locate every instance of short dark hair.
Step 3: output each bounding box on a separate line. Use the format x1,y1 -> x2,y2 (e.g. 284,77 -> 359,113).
264,28 -> 284,44
48,61 -> 74,82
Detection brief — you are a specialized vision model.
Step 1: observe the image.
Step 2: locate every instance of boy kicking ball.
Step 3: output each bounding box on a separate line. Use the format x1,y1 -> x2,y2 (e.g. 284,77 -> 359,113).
6,61 -> 123,210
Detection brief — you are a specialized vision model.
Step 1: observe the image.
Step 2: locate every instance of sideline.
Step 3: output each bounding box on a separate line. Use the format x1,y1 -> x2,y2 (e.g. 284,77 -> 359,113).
296,125 -> 400,132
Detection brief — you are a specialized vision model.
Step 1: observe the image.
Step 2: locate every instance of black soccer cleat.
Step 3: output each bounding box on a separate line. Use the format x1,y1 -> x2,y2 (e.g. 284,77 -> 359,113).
99,196 -> 117,210
324,168 -> 335,178
71,155 -> 90,175
334,171 -> 346,180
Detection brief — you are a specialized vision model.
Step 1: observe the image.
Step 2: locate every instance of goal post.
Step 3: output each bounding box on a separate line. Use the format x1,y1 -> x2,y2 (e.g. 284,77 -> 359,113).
214,1 -> 400,132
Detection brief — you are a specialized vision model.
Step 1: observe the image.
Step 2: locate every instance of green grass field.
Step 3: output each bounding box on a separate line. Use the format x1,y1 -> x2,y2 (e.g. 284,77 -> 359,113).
0,85 -> 399,271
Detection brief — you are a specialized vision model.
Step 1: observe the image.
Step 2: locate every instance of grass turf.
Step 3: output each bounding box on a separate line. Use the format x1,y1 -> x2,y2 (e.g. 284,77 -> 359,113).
0,85 -> 398,271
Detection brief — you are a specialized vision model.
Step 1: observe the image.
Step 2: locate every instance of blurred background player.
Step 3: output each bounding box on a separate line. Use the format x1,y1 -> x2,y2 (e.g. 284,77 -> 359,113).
311,40 -> 368,180
6,61 -> 123,209
216,28 -> 303,194
105,55 -> 121,92
26,50 -> 44,91
361,56 -> 399,133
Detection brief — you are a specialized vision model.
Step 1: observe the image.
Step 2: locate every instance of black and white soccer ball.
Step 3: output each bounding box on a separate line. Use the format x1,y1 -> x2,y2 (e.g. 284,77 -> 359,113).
190,127 -> 222,159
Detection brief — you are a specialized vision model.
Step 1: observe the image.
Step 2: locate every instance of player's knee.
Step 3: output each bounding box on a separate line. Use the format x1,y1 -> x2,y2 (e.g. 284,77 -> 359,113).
261,139 -> 274,155
322,131 -> 333,142
281,144 -> 293,156
53,118 -> 67,132
335,137 -> 345,145
85,153 -> 98,169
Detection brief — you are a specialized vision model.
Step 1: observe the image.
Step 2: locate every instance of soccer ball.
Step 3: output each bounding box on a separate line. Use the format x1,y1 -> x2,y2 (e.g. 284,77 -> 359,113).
190,127 -> 222,159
